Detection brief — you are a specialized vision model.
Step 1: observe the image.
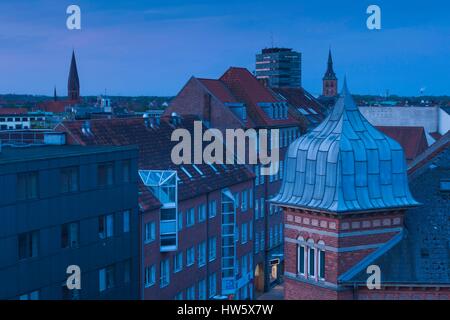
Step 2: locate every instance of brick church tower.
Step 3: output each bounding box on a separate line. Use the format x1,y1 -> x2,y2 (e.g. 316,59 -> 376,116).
322,49 -> 338,97
68,50 -> 80,101
271,80 -> 419,299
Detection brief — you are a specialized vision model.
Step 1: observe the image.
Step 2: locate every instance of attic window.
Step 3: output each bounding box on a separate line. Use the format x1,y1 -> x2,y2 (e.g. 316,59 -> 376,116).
180,166 -> 193,179
192,164 -> 204,176
206,162 -> 219,173
440,179 -> 450,192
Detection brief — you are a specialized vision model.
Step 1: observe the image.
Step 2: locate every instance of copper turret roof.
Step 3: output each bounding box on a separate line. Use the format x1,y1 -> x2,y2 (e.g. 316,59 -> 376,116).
272,80 -> 419,213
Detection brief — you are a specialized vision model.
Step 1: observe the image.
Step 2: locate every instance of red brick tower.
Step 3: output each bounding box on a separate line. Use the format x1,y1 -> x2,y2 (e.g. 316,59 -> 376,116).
322,49 -> 338,97
271,80 -> 419,299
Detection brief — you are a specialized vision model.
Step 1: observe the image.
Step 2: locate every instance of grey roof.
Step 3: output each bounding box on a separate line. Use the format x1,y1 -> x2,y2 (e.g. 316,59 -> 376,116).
344,145 -> 450,285
272,80 -> 419,213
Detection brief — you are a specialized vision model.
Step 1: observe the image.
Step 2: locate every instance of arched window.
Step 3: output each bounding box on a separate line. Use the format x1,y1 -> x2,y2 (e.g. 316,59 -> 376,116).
297,236 -> 305,276
307,239 -> 315,278
318,240 -> 326,280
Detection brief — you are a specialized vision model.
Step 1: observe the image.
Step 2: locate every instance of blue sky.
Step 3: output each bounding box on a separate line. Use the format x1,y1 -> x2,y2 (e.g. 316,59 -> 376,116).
0,0 -> 449,96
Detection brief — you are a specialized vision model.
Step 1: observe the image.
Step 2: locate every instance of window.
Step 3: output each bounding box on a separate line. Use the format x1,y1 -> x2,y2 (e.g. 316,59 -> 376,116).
174,252 -> 183,273
61,222 -> 79,249
208,237 -> 216,261
241,190 -> 248,211
241,255 -> 248,276
440,179 -> 450,192
260,231 -> 265,250
241,223 -> 248,244
160,259 -> 170,288
234,192 -> 240,209
208,273 -> 217,298
255,199 -> 259,220
144,265 -> 155,287
318,240 -> 326,280
198,204 -> 206,222
19,290 -> 39,300
144,221 -> 156,243
175,292 -> 183,300
99,265 -> 115,292
255,232 -> 259,253
186,285 -> 195,300
99,214 -> 114,239
198,279 -> 206,300
123,160 -> 131,183
198,242 -> 206,267
17,171 -> 38,200
186,208 -> 195,227
124,260 -> 131,284
208,200 -> 217,218
269,227 -> 273,248
260,198 -> 265,217
123,210 -> 130,233
249,189 -> 253,209
98,162 -> 114,187
18,231 -> 39,260
178,211 -> 183,230
308,239 -> 315,278
61,167 -> 79,193
297,237 -> 305,275
255,165 -> 260,186
187,247 -> 195,266
249,221 -> 253,241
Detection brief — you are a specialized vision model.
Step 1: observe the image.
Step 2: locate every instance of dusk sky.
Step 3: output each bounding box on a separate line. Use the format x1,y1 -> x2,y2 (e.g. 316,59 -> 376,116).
0,0 -> 449,97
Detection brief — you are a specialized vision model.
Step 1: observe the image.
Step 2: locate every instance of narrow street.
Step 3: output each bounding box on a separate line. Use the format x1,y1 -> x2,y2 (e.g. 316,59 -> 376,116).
256,285 -> 284,300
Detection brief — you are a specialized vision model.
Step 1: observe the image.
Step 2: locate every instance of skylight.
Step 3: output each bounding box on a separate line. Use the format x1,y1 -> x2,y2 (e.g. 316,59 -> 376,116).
180,166 -> 193,179
192,164 -> 204,176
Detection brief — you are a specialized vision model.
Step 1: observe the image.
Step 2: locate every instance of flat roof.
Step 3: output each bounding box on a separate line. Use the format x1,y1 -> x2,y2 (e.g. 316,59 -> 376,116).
0,144 -> 137,165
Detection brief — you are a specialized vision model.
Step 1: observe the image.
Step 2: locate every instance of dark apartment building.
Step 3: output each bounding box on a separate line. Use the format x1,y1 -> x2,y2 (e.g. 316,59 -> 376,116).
167,67 -> 304,294
57,116 -> 256,300
0,143 -> 140,300
255,48 -> 302,88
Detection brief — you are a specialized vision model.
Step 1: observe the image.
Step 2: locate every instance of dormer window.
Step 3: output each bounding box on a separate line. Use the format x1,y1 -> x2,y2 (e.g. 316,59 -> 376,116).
258,102 -> 288,120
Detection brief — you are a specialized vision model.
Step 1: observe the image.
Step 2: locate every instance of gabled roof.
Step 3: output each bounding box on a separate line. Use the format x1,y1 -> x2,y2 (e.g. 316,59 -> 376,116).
57,116 -> 254,208
408,131 -> 450,175
271,87 -> 327,129
219,67 -> 300,127
272,80 -> 419,213
376,126 -> 428,162
197,78 -> 237,103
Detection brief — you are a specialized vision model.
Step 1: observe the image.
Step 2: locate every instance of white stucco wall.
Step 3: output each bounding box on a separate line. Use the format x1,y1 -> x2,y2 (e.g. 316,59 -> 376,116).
359,106 -> 438,133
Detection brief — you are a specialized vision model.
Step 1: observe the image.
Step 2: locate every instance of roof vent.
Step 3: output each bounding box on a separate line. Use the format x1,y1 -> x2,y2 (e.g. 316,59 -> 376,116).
170,112 -> 181,126
82,120 -> 93,136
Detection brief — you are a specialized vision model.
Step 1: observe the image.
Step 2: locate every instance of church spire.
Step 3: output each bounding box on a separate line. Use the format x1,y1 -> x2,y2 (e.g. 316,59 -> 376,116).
322,49 -> 338,97
54,86 -> 57,102
68,50 -> 80,101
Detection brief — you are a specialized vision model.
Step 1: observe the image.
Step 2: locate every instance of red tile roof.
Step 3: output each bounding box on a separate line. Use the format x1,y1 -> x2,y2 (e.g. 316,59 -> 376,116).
57,116 -> 254,210
376,126 -> 429,162
198,78 -> 237,103
408,131 -> 450,175
219,67 -> 301,127
35,100 -> 77,113
0,108 -> 27,115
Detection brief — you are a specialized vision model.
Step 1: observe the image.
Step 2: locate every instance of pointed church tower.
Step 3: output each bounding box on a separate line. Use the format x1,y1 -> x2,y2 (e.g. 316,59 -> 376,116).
68,50 -> 80,101
54,86 -> 58,102
272,80 -> 419,299
322,49 -> 338,97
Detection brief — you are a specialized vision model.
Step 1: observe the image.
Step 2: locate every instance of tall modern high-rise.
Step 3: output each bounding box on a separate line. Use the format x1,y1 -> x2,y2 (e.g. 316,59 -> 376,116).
255,48 -> 302,88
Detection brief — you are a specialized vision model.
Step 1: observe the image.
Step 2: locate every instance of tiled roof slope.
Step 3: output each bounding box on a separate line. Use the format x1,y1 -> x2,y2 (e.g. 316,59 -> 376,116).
376,126 -> 429,163
197,78 -> 238,103
219,67 -> 301,128
57,116 -> 254,205
348,140 -> 450,285
271,87 -> 327,130
272,81 -> 419,213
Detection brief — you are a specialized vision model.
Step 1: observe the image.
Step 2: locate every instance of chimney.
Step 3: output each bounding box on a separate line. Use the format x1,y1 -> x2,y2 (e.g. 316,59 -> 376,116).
170,112 -> 180,126
203,93 -> 212,123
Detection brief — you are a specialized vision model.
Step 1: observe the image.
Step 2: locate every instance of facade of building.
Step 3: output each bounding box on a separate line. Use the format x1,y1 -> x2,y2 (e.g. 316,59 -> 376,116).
57,115 -> 256,300
272,81 -> 450,300
167,67 -> 304,294
255,48 -> 302,88
0,144 -> 140,300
